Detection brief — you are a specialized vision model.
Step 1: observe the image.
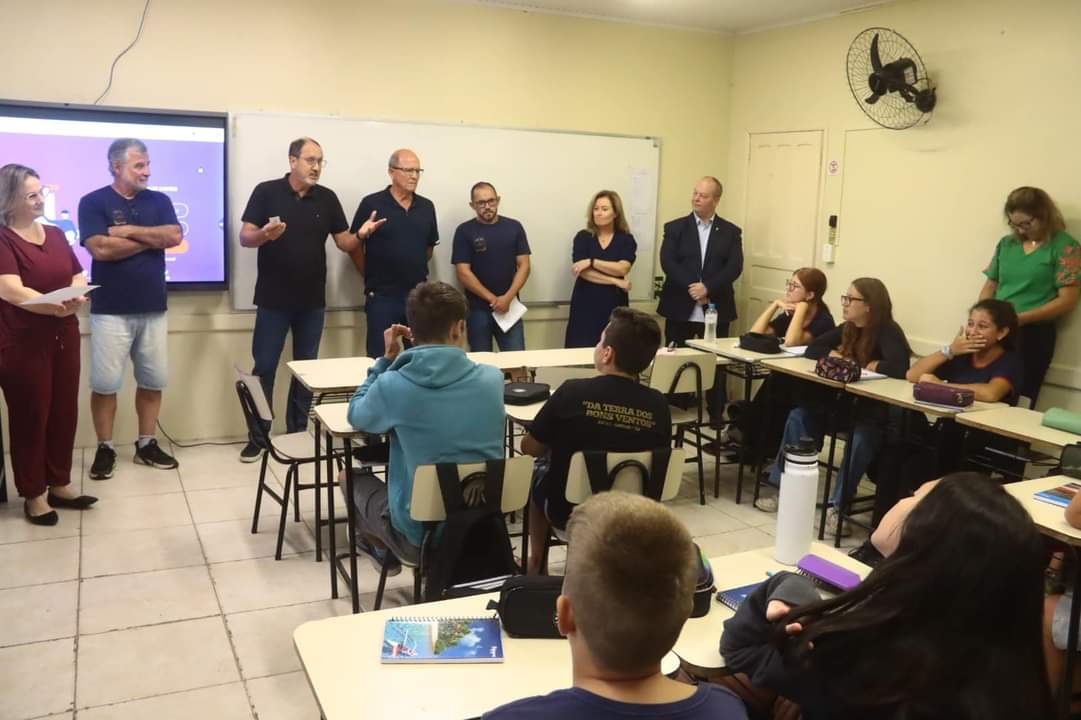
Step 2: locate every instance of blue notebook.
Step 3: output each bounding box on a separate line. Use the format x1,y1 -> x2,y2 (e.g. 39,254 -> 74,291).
381,616 -> 504,663
1034,482 -> 1081,508
716,582 -> 761,611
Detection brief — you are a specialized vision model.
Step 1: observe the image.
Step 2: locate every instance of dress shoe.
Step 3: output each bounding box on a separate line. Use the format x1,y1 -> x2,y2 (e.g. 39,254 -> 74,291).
47,493 -> 99,510
24,502 -> 59,526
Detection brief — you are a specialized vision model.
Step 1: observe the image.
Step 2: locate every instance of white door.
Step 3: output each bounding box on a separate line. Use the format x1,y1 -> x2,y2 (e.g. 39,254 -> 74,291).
741,130 -> 824,330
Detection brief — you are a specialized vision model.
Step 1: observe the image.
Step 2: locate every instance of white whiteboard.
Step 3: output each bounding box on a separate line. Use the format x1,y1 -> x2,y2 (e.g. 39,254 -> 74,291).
229,113 -> 660,310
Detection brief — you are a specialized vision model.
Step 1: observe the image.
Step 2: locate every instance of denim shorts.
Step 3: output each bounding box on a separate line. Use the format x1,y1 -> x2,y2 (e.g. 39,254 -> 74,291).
89,312 -> 169,394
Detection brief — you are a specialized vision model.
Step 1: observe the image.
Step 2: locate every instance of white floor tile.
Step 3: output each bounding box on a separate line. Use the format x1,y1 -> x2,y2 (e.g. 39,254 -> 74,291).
226,598 -> 351,679
247,671 -> 321,720
81,492 -> 192,535
197,518 -> 315,564
0,638 -> 75,719
0,581 -> 77,647
81,525 -> 205,577
0,537 -> 79,589
78,682 -> 253,720
79,566 -> 220,635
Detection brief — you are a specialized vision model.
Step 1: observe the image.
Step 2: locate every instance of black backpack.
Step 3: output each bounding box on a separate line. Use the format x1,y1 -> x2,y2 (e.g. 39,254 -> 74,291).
422,460 -> 520,602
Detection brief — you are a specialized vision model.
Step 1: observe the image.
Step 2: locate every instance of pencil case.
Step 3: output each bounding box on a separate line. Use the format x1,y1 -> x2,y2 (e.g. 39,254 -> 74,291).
797,553 -> 861,592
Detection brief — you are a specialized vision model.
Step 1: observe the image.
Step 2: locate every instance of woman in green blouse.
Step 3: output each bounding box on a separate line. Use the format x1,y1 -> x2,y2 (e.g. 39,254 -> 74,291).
979,186 -> 1080,404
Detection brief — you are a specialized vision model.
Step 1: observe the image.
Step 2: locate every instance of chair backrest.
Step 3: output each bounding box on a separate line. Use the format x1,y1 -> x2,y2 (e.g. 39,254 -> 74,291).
648,349 -> 715,395
234,365 -> 273,422
564,447 -> 685,504
410,454 -> 534,521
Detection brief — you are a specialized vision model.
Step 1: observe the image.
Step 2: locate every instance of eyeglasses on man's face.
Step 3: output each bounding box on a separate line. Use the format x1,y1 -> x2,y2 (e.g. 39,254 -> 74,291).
472,197 -> 499,208
391,166 -> 424,177
840,294 -> 866,307
296,156 -> 326,168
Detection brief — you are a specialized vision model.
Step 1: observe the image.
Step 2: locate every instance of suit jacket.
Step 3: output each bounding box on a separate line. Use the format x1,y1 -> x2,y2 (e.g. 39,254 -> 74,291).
656,212 -> 743,323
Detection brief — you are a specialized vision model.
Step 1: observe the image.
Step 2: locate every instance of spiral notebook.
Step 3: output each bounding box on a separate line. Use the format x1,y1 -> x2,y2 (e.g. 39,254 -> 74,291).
1034,481 -> 1081,509
715,582 -> 761,611
381,616 -> 504,663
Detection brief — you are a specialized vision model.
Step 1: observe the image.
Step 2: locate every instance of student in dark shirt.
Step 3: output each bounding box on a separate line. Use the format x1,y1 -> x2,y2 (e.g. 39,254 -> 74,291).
748,267 -> 835,347
720,472 -> 1053,720
522,307 -> 671,575
906,298 -> 1022,404
764,278 -> 910,535
485,492 -> 747,720
452,181 -> 531,351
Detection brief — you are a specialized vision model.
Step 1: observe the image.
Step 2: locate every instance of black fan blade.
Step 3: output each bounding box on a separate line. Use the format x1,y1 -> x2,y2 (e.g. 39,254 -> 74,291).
870,33 -> 883,72
864,93 -> 881,105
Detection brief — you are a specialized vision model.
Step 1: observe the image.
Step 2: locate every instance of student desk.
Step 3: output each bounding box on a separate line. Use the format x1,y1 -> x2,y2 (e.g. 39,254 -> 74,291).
673,542 -> 871,674
470,347 -> 596,371
288,356 -> 376,400
956,406 -> 1079,453
844,378 -> 1004,417
294,541 -> 869,720
1006,475 -> 1081,717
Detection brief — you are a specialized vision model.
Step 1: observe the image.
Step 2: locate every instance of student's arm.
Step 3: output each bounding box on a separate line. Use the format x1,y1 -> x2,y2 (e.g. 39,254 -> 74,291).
111,223 -> 182,249
805,325 -> 842,360
870,324 -> 910,378
346,361 -> 395,434
928,377 -> 1013,403
1018,286 -> 1080,325
750,301 -> 781,334
782,302 -> 812,346
906,352 -> 949,382
1065,490 -> 1081,530
520,433 -> 547,457
455,263 -> 496,305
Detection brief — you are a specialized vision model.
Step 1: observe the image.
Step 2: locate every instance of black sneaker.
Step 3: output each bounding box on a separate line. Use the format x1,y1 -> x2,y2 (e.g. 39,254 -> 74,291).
239,441 -> 263,463
133,439 -> 179,470
89,444 -> 117,480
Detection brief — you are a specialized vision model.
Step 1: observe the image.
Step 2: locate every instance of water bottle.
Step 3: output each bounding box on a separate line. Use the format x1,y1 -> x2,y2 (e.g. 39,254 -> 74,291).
703,304 -> 718,342
774,437 -> 818,565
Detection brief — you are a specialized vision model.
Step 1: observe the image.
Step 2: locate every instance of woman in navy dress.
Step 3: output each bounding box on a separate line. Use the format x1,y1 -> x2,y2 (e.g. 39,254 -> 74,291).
564,190 -> 637,347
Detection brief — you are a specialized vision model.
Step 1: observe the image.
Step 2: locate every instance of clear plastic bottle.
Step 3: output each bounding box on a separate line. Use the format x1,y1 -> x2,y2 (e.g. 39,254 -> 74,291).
703,304 -> 718,342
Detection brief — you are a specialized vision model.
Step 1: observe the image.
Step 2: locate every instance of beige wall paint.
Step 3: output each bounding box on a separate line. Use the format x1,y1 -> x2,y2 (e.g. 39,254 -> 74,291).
0,0 -> 732,444
726,0 -> 1081,412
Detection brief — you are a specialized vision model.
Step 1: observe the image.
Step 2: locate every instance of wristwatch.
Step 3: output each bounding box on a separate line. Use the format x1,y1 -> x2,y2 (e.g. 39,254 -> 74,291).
941,344 -> 954,360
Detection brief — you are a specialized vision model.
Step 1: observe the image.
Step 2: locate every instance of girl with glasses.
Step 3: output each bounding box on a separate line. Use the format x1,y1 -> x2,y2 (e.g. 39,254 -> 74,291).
748,267 -> 834,347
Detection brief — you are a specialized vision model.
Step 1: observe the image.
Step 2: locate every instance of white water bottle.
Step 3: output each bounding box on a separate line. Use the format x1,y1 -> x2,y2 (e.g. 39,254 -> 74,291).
703,304 -> 718,342
774,438 -> 818,565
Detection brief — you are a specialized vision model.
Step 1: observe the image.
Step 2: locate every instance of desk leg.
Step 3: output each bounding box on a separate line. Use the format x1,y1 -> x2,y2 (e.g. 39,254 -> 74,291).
733,362 -> 752,504
327,430 -> 338,600
1060,547 -> 1081,718
344,439 -> 360,614
750,366 -> 772,507
834,400 -> 856,549
313,420 -> 323,562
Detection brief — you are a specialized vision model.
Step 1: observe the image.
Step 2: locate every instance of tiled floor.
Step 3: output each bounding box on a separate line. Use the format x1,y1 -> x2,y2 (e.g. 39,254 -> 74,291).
0,439 -> 867,719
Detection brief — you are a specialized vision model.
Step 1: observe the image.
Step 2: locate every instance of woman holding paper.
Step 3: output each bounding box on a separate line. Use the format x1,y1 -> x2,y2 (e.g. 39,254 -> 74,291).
564,190 -> 636,348
0,164 -> 96,525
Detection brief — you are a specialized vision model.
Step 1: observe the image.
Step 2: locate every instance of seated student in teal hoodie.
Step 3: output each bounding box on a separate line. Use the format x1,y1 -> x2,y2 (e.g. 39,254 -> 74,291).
341,281 -> 505,576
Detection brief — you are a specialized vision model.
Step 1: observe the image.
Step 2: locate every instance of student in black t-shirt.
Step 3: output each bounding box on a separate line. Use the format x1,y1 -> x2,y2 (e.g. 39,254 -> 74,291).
238,137 -> 357,461
485,492 -> 747,720
748,266 -> 835,347
906,298 -> 1022,404
522,307 -> 671,575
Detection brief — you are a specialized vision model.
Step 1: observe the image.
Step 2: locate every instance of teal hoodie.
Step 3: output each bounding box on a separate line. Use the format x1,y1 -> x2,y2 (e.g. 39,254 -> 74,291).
347,344 -> 505,547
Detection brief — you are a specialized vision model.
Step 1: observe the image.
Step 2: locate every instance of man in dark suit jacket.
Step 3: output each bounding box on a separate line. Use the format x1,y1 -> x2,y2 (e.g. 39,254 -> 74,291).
656,176 -> 743,426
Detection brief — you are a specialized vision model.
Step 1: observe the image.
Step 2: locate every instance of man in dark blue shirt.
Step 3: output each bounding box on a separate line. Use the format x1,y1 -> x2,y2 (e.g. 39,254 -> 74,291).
236,137 -> 357,461
451,182 -> 531,351
349,149 -> 438,358
78,138 -> 183,480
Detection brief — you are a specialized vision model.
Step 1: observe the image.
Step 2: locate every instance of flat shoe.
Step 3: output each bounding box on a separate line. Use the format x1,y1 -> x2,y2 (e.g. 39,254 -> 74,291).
24,502 -> 59,526
47,493 -> 98,510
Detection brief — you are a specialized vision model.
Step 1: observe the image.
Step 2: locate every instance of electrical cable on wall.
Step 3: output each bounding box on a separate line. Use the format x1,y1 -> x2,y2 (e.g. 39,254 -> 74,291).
93,0 -> 153,105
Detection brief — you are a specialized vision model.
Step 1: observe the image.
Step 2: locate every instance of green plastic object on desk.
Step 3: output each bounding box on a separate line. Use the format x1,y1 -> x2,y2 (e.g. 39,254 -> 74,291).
1042,408 -> 1081,436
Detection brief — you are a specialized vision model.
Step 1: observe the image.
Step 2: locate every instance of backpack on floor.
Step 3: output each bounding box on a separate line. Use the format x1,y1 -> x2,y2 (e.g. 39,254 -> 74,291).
423,460 -> 520,602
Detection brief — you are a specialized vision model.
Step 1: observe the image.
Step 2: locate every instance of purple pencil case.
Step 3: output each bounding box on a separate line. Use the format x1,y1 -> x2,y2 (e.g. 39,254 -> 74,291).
797,554 -> 861,592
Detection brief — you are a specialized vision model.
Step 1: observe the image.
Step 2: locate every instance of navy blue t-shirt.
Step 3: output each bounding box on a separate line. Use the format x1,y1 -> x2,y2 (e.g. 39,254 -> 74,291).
78,185 -> 179,315
451,216 -> 531,310
483,684 -> 748,720
769,306 -> 835,341
350,187 -> 438,293
935,350 -> 1024,405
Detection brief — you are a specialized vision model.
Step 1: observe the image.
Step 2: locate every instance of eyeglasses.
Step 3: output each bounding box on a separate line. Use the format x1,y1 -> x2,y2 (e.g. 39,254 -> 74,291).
298,156 -> 327,168
1008,217 -> 1036,231
785,281 -> 803,291
391,166 -> 424,176
472,198 -> 499,208
839,294 -> 866,306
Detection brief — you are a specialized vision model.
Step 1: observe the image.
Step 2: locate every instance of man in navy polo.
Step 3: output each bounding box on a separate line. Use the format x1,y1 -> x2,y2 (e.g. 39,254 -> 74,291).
236,137 -> 358,462
78,138 -> 183,480
452,182 -> 531,351
349,148 -> 438,358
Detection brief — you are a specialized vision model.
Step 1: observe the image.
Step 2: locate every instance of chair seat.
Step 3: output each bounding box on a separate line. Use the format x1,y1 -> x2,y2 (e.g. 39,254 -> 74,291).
669,405 -> 703,426
270,431 -> 347,461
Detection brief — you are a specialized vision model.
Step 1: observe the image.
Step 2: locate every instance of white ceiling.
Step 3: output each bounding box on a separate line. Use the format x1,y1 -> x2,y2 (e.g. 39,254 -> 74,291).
460,0 -> 892,34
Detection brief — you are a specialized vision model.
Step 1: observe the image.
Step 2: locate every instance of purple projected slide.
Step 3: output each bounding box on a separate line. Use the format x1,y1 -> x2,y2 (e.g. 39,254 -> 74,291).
0,117 -> 226,286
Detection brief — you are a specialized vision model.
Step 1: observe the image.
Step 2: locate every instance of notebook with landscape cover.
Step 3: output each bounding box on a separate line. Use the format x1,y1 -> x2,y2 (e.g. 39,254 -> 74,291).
716,582 -> 761,611
381,616 -> 504,663
1033,481 -> 1081,508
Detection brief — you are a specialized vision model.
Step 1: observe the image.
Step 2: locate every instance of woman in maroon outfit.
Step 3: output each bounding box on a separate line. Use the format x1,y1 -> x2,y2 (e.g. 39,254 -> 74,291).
0,164 -> 96,525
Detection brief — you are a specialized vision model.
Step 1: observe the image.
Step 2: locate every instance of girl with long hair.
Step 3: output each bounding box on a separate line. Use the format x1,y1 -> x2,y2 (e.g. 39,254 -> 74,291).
749,267 -> 834,347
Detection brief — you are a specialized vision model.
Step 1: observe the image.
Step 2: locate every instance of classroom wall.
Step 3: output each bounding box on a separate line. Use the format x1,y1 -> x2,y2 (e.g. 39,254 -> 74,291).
0,0 -> 733,444
724,0 -> 1081,412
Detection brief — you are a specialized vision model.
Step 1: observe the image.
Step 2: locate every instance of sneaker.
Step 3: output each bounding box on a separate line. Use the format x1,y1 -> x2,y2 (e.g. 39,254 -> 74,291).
754,495 -> 778,513
89,444 -> 117,480
825,507 -> 853,538
239,441 -> 263,463
133,439 -> 179,470
356,538 -> 402,577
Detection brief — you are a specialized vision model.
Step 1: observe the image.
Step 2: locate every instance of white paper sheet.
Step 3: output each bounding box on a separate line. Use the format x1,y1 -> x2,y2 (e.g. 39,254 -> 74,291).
859,368 -> 887,381
781,345 -> 808,356
493,298 -> 527,333
20,284 -> 98,306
